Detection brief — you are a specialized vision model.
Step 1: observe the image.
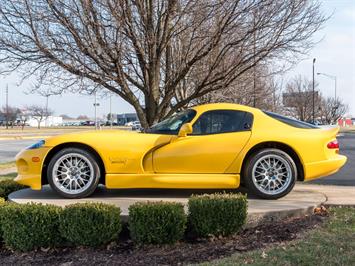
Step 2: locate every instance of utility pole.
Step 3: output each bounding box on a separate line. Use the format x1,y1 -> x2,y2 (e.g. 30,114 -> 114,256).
45,94 -> 49,127
45,95 -> 49,114
312,58 -> 316,124
93,90 -> 100,130
94,91 -> 97,129
253,11 -> 256,108
5,84 -> 8,129
109,93 -> 113,129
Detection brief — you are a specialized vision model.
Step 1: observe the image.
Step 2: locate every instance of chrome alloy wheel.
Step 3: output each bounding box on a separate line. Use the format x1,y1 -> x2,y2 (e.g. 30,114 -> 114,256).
52,153 -> 95,195
251,154 -> 293,195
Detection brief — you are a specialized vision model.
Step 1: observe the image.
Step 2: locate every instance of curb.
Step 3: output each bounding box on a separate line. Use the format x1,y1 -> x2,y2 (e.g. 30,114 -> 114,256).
8,186 -> 326,226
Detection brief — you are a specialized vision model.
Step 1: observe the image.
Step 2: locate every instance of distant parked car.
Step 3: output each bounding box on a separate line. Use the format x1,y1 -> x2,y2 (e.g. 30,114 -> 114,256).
81,121 -> 95,126
132,121 -> 142,131
125,121 -> 135,127
105,121 -> 118,126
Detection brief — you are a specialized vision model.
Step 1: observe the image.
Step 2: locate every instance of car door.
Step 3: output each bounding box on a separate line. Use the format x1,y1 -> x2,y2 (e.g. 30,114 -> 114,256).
152,110 -> 253,173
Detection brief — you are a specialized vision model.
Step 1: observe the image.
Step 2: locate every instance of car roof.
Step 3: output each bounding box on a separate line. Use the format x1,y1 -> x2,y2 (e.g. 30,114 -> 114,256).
191,103 -> 259,114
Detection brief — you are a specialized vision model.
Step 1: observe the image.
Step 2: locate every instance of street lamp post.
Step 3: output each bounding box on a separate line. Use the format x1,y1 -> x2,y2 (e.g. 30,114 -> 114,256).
5,84 -> 8,129
312,58 -> 316,124
317,72 -> 337,100
93,90 -> 100,130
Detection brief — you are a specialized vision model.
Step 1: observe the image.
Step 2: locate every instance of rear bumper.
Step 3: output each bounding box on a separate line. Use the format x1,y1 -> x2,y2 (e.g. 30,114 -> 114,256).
304,155 -> 347,181
14,147 -> 51,190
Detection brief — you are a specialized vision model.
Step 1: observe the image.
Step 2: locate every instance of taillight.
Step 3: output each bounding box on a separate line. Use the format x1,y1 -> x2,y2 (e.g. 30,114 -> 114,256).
327,140 -> 339,149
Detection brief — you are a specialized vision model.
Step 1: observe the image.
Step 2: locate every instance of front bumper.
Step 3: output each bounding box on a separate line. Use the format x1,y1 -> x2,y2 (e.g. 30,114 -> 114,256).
304,155 -> 347,181
14,147 -> 51,190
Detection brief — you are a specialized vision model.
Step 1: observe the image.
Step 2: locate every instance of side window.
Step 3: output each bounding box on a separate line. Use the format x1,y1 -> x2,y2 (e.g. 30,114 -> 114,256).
192,110 -> 252,135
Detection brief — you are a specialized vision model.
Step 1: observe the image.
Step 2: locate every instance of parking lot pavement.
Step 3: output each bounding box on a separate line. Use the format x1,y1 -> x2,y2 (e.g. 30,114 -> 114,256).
0,139 -> 37,163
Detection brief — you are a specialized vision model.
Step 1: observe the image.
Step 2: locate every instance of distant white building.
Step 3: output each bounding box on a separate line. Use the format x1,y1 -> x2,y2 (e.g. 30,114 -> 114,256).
28,116 -> 63,127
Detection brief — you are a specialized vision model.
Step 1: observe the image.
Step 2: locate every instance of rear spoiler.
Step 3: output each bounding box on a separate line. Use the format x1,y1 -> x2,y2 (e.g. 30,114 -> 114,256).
318,126 -> 339,139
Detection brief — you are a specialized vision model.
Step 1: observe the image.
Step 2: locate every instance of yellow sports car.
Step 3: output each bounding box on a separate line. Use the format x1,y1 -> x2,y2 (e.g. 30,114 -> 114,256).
15,103 -> 347,199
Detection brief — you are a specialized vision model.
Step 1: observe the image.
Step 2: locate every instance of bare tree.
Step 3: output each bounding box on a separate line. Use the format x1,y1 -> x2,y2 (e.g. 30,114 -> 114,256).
319,97 -> 348,125
26,105 -> 53,129
0,106 -> 21,128
283,76 -> 322,122
77,115 -> 89,120
60,114 -> 73,120
0,0 -> 327,128
194,65 -> 285,112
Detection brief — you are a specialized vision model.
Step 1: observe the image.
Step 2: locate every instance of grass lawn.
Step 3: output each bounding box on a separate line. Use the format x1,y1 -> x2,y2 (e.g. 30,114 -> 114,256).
0,173 -> 17,181
201,207 -> 355,266
0,126 -> 130,134
0,161 -> 15,170
340,126 -> 355,133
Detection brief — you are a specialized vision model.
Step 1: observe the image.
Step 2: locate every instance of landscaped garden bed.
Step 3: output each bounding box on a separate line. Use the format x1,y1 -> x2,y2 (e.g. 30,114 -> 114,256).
0,208 -> 334,265
0,174 -> 353,265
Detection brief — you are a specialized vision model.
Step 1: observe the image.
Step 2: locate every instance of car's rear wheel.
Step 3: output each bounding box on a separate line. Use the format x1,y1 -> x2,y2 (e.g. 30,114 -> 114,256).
243,148 -> 297,199
47,148 -> 100,198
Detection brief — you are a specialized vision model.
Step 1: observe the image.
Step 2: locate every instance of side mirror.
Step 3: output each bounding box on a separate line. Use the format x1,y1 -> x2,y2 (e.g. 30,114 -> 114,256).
178,123 -> 193,137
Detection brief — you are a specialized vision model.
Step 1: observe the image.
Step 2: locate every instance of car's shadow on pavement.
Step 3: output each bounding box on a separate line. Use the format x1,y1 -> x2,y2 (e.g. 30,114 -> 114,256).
91,185 -> 257,199
13,185 -> 265,201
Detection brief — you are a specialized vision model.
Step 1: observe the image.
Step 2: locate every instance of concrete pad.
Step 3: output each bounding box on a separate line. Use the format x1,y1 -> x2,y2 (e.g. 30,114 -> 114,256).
8,184 -> 326,225
0,167 -> 16,175
297,183 -> 355,206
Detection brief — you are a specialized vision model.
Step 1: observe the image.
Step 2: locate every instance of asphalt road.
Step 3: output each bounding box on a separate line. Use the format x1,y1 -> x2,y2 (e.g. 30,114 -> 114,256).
310,133 -> 355,186
0,139 -> 37,163
0,134 -> 354,185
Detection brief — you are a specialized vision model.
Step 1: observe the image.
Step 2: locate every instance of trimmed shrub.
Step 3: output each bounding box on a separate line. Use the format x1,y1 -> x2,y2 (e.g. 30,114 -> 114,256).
0,199 -> 6,238
129,201 -> 187,245
188,193 -> 247,237
0,203 -> 62,251
59,203 -> 121,247
0,180 -> 27,200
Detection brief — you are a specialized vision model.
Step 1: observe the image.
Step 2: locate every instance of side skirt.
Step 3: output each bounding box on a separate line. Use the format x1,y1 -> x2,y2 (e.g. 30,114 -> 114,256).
105,173 -> 240,189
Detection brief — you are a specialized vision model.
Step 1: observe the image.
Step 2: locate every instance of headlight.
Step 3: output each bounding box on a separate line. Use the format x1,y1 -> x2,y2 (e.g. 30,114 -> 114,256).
27,140 -> 45,150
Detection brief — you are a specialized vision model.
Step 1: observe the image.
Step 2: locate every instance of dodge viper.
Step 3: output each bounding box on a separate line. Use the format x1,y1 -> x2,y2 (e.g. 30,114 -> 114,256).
15,103 -> 347,199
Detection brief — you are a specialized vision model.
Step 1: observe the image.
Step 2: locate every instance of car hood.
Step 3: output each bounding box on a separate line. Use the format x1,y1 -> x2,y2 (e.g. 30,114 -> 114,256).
44,129 -> 172,147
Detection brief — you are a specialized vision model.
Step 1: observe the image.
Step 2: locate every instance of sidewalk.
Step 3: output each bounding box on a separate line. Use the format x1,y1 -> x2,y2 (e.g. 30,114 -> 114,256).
5,183 -> 334,225
6,177 -> 355,225
297,183 -> 355,206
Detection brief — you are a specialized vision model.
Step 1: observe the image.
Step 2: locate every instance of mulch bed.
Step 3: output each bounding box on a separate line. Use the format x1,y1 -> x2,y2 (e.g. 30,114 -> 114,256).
0,213 -> 326,265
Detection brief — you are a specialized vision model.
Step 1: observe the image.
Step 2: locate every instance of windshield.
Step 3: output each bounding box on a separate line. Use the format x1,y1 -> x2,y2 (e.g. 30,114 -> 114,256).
147,109 -> 196,135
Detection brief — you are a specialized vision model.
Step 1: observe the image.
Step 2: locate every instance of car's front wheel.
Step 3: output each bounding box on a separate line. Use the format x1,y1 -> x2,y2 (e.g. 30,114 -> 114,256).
47,147 -> 100,198
243,148 -> 297,199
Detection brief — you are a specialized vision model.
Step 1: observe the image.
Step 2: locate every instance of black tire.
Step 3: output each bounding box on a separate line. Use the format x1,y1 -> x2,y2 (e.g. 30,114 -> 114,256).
242,148 -> 297,199
47,147 -> 101,199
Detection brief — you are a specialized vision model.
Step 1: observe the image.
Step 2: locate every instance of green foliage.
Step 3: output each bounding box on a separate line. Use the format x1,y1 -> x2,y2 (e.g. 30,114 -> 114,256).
201,207 -> 355,266
0,203 -> 62,251
188,193 -> 247,237
129,201 -> 187,245
59,203 -> 121,247
0,197 -> 4,204
0,180 -> 27,199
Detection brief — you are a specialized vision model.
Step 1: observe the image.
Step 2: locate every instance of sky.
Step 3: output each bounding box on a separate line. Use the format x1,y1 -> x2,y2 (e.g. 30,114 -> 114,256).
0,0 -> 354,119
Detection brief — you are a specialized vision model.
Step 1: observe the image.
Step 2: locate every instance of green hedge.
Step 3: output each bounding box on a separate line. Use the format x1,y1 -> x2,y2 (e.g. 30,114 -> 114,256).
0,203 -> 62,251
188,193 -> 247,237
59,203 -> 121,247
129,201 -> 187,245
0,180 -> 27,199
